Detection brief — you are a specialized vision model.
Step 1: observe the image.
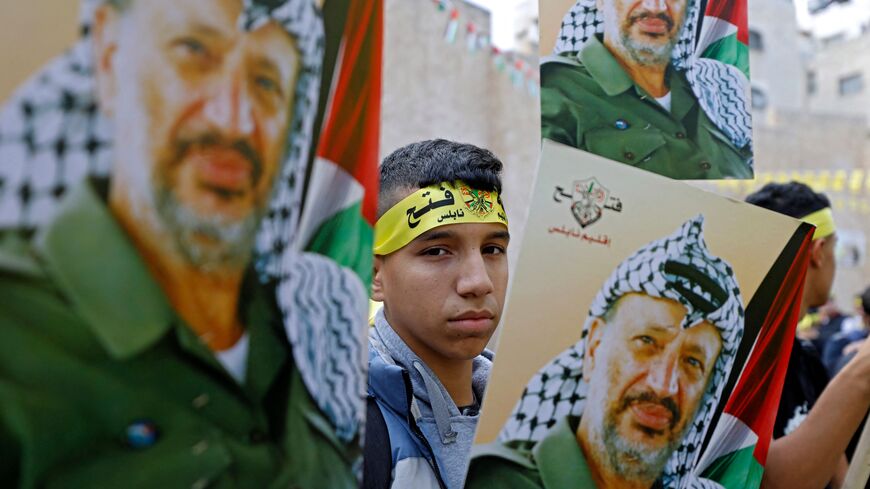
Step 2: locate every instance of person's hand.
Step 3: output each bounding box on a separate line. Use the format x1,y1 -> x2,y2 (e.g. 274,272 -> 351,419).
850,337 -> 870,371
842,339 -> 866,358
839,337 -> 870,400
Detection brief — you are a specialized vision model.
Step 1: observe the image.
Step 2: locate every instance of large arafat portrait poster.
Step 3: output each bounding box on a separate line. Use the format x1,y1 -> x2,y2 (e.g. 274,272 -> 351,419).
0,0 -> 380,487
539,0 -> 754,180
466,141 -> 813,489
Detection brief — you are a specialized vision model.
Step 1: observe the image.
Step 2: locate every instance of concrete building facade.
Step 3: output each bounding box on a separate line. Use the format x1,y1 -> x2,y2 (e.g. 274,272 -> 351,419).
748,0 -> 807,112
805,34 -> 870,123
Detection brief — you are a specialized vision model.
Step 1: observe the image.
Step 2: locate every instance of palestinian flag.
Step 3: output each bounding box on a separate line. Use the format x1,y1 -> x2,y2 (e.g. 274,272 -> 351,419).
697,0 -> 750,79
697,227 -> 814,488
296,0 -> 382,285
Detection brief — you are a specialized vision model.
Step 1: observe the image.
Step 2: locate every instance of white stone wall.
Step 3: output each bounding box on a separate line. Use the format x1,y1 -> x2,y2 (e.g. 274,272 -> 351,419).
748,0 -> 807,112
806,34 -> 870,122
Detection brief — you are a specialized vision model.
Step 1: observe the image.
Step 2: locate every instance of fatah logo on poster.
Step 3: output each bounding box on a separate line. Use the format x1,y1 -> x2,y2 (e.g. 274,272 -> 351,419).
553,177 -> 623,228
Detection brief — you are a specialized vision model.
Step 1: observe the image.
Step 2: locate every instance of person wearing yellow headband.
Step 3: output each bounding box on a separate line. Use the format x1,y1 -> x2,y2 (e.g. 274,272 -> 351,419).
363,139 -> 510,489
747,182 -> 870,489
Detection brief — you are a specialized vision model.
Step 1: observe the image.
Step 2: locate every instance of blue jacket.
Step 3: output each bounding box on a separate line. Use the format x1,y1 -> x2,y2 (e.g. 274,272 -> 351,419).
366,309 -> 493,489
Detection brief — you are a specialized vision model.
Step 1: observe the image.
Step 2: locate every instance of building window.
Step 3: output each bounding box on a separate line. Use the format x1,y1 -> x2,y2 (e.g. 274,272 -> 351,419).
749,29 -> 764,51
839,73 -> 864,96
807,71 -> 816,96
822,33 -> 845,46
808,0 -> 834,14
751,86 -> 768,110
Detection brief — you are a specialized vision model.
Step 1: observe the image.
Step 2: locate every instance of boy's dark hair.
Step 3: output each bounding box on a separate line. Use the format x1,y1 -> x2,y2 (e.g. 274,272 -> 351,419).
745,181 -> 831,219
378,139 -> 504,218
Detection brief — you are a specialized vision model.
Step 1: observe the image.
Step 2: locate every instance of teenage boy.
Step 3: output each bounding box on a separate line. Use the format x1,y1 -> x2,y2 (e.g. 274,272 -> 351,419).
363,139 -> 510,489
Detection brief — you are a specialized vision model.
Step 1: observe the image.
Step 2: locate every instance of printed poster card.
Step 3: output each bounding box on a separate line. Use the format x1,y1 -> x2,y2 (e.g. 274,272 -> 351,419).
0,0 -> 380,485
539,0 -> 754,180
468,140 -> 813,489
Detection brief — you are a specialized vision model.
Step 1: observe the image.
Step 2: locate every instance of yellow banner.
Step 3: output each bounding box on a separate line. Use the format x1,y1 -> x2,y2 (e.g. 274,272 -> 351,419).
373,180 -> 508,255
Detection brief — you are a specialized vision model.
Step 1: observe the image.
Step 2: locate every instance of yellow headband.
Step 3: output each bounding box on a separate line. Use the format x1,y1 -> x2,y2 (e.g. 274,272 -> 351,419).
374,180 -> 508,255
801,207 -> 836,241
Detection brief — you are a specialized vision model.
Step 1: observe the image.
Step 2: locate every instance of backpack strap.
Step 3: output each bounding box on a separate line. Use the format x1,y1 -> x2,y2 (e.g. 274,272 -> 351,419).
363,395 -> 392,489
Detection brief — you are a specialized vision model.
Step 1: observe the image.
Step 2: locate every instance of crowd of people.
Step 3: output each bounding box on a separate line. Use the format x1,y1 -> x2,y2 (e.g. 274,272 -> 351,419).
800,292 -> 870,379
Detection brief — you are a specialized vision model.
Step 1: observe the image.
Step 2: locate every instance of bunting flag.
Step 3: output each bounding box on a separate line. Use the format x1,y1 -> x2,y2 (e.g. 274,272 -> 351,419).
426,0 -> 535,96
697,0 -> 751,79
466,22 -> 479,52
295,0 -> 382,286
527,73 -> 539,97
492,46 -> 507,71
445,8 -> 460,43
477,33 -> 491,51
511,59 -> 525,87
697,229 -> 814,488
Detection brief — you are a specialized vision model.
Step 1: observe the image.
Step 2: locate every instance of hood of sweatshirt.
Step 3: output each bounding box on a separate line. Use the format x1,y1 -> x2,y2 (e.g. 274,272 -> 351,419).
369,308 -> 493,489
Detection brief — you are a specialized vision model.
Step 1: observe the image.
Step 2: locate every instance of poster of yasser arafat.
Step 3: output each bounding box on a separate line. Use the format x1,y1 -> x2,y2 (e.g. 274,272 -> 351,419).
538,0 -> 754,180
0,0 -> 381,487
466,140 -> 813,489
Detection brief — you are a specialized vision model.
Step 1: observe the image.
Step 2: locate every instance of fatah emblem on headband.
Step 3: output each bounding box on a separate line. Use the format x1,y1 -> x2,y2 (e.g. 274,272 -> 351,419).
459,184 -> 496,218
373,180 -> 507,255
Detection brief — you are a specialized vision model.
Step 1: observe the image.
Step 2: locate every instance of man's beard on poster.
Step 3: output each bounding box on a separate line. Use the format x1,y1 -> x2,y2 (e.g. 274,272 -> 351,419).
590,387 -> 688,483
620,10 -> 682,67
155,131 -> 272,272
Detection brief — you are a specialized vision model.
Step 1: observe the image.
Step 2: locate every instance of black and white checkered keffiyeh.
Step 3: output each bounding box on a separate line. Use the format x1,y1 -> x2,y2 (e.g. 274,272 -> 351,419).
0,0 -> 367,443
553,0 -> 752,152
500,215 -> 744,488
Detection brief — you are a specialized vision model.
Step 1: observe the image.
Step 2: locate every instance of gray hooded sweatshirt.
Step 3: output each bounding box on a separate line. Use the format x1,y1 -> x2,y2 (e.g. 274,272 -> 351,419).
371,308 -> 493,489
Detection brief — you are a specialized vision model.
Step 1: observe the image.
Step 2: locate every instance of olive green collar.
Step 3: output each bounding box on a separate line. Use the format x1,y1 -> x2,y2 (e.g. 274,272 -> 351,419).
577,36 -> 694,120
32,179 -> 288,400
33,180 -> 175,359
533,416 -> 597,489
578,36 -> 637,97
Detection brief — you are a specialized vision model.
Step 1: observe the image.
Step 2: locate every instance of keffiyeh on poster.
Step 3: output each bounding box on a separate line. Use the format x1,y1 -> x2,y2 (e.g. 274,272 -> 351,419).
539,0 -> 754,180
466,141 -> 813,489
0,0 -> 381,487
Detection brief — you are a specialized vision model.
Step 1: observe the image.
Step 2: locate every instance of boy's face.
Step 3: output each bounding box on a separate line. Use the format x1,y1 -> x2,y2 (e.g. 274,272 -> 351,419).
372,221 -> 510,368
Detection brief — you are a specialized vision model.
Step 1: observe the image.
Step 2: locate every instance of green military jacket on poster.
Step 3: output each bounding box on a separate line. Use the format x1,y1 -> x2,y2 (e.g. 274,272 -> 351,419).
464,416 -> 596,489
0,180 -> 358,489
540,36 -> 753,180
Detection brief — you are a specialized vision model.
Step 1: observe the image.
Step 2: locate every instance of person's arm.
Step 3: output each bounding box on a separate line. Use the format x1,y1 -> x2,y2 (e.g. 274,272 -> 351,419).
762,338 -> 870,489
830,455 -> 848,489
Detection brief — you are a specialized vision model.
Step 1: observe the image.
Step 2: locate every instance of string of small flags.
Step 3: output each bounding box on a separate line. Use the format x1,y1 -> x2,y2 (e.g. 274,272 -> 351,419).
430,0 -> 538,97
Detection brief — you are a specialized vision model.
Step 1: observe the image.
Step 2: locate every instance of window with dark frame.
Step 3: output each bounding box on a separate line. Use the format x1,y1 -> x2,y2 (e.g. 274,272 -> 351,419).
751,86 -> 768,110
749,29 -> 764,51
838,73 -> 864,96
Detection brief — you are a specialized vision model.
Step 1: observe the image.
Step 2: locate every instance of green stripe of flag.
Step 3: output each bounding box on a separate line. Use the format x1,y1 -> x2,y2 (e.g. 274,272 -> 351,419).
305,202 -> 374,287
702,444 -> 764,489
701,33 -> 750,79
